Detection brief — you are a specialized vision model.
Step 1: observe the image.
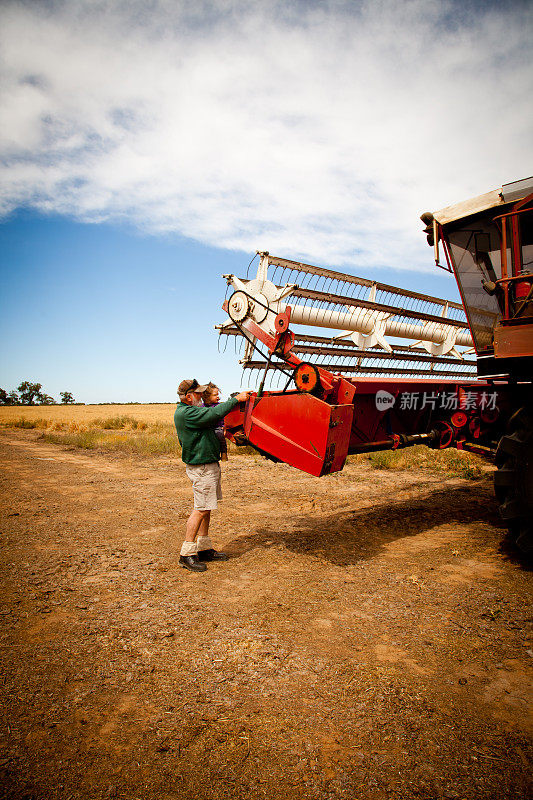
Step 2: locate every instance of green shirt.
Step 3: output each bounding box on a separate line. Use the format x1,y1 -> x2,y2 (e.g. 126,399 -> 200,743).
174,397 -> 238,465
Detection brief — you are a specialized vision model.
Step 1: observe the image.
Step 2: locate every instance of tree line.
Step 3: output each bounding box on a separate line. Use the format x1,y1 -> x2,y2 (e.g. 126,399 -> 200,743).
0,382 -> 75,406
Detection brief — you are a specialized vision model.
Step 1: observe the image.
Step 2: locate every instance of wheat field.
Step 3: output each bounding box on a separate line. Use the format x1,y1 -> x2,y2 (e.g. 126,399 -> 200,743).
0,404 -> 181,454
0,403 -> 487,476
0,403 -> 176,426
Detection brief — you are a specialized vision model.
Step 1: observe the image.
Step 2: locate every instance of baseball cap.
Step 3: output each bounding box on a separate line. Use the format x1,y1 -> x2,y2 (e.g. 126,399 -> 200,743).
178,378 -> 209,396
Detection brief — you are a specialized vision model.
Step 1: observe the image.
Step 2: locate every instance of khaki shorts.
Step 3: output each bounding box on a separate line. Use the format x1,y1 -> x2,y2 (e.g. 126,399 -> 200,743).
185,462 -> 222,511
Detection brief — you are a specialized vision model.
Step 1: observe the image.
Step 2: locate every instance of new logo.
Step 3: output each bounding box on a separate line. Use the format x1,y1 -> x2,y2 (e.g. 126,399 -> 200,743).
375,390 -> 395,411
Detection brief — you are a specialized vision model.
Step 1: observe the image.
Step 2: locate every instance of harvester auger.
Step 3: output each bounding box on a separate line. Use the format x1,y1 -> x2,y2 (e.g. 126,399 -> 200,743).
216,178 -> 533,553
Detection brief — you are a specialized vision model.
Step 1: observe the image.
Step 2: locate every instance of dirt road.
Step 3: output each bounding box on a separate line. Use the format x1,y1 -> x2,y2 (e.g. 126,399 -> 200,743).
0,430 -> 532,800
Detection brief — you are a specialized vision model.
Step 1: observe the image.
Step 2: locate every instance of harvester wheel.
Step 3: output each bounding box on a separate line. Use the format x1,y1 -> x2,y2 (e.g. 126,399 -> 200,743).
494,407 -> 533,555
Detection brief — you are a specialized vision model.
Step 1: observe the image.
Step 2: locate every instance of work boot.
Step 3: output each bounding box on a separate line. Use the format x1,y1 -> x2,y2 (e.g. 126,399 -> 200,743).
197,548 -> 229,562
179,554 -> 207,572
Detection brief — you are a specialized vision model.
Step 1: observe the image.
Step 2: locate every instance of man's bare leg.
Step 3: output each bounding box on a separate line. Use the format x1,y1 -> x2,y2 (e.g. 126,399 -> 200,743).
182,509 -> 227,563
184,509 -> 210,542
180,510 -> 210,571
197,511 -> 211,539
196,510 -> 228,562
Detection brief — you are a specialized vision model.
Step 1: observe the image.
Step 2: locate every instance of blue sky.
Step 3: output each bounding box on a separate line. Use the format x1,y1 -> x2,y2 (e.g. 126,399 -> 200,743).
0,212 -> 251,402
0,210 -> 462,403
0,0 -> 531,403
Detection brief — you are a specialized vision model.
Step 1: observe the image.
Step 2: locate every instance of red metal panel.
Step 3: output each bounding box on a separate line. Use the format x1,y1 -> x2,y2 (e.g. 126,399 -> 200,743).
323,403 -> 354,474
345,377 -> 494,451
242,392 -> 352,477
223,401 -> 247,437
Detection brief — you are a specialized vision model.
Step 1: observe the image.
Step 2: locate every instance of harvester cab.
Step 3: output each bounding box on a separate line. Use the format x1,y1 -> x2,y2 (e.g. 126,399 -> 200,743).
216,179 -> 533,553
422,176 -> 533,380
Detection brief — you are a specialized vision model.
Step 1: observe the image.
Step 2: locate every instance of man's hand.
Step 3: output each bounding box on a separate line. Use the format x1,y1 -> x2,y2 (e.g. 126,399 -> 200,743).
235,390 -> 252,403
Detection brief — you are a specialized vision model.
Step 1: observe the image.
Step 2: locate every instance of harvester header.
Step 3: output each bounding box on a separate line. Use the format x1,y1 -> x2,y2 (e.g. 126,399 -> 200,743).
216,178 -> 532,553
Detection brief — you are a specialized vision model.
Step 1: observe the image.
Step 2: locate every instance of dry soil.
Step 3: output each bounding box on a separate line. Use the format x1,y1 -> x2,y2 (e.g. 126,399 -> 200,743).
0,430 -> 532,800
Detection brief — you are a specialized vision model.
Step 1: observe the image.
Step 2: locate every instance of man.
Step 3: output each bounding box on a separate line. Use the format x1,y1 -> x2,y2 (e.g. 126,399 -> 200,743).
174,378 -> 251,572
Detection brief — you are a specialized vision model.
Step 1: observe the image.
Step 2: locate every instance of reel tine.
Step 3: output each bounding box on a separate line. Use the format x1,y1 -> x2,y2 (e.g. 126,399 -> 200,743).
245,252 -> 258,280
218,332 -> 227,354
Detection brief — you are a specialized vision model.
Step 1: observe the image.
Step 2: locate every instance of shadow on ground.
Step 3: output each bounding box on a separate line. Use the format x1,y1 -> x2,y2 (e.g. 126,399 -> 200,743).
226,478 -> 508,566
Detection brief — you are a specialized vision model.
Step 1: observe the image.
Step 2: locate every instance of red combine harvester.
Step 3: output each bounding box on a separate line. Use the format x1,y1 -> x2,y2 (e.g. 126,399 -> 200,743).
217,179 -> 533,552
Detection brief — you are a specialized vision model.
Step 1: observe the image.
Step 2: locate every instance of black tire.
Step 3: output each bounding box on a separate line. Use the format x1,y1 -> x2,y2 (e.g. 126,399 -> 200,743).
494,407 -> 533,555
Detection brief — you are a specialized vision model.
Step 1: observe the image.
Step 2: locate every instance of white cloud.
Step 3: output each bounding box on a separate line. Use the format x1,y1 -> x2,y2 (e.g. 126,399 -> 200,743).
0,0 -> 531,270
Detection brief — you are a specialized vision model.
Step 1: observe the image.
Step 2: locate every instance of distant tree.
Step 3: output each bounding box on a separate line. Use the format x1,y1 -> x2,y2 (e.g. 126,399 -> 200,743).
60,391 -> 75,404
17,381 -> 43,405
0,388 -> 20,405
39,394 -> 56,405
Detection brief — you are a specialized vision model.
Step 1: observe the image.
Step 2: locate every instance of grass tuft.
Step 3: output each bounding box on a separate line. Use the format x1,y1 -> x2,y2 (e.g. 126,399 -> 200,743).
93,415 -> 141,430
43,431 -> 102,450
42,426 -> 181,456
10,417 -> 49,429
358,445 -> 485,480
368,451 -> 395,470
